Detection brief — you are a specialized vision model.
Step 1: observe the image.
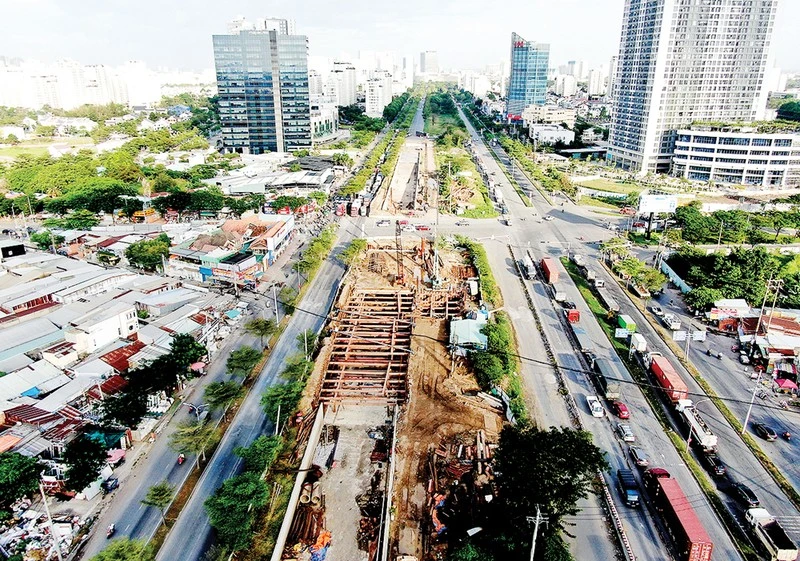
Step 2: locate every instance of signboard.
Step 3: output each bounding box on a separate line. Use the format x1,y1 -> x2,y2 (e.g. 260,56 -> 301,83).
638,194 -> 678,214
692,330 -> 707,342
673,330 -> 687,342
615,328 -> 630,339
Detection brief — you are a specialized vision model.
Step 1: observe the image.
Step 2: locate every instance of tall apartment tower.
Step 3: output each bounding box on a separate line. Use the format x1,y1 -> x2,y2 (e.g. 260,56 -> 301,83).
213,18 -> 311,154
609,0 -> 777,173
506,32 -> 550,119
420,51 -> 439,75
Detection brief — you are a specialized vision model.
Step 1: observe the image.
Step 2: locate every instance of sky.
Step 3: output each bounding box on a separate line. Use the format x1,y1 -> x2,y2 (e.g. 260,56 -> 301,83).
1,0 -> 798,72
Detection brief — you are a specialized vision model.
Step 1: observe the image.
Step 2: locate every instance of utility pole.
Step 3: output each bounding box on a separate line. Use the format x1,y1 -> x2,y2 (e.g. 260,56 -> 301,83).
528,505 -> 544,561
742,370 -> 763,435
272,283 -> 281,323
755,277 -> 782,336
39,483 -> 64,561
766,278 -> 784,332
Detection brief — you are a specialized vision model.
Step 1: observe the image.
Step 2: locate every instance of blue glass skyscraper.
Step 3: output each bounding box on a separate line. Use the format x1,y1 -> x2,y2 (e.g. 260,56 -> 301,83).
213,23 -> 311,154
506,32 -> 550,120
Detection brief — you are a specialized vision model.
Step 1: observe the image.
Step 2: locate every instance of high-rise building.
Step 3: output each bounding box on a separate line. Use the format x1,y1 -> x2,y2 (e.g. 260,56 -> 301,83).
213,18 -> 311,154
554,74 -> 577,97
506,32 -> 549,118
607,56 -> 618,100
365,70 -> 393,118
609,0 -> 777,173
420,51 -> 439,75
329,62 -> 357,106
587,69 -> 605,96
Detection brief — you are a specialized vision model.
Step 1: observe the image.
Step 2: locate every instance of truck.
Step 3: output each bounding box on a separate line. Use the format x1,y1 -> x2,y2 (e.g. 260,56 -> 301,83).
565,309 -> 581,323
551,283 -> 566,302
572,254 -> 585,268
541,257 -> 559,284
649,354 -> 689,403
617,469 -> 640,508
675,399 -> 718,453
630,333 -> 647,353
644,468 -> 714,561
503,213 -> 513,226
586,395 -> 605,418
570,325 -> 595,354
589,356 -> 622,400
746,508 -> 799,561
618,314 -> 637,333
520,255 -> 535,280
662,313 -> 682,331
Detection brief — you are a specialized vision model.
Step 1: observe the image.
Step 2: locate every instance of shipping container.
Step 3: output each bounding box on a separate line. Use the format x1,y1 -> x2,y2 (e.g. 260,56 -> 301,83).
570,325 -> 595,354
630,333 -> 647,353
618,314 -> 637,332
589,356 -> 622,400
644,469 -> 714,561
566,309 -> 581,323
540,257 -> 559,284
650,356 -> 689,403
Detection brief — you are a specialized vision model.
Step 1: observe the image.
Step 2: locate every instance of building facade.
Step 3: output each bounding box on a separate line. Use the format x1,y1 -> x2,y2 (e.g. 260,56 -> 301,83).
213,19 -> 311,154
507,33 -> 549,118
672,125 -> 800,188
609,0 -> 777,174
521,105 -> 577,128
365,70 -> 393,118
419,51 -> 439,75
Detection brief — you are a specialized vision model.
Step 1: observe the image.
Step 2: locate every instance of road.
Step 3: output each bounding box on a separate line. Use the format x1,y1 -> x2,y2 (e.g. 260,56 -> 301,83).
456,107 -> 745,560
156,216 -> 364,561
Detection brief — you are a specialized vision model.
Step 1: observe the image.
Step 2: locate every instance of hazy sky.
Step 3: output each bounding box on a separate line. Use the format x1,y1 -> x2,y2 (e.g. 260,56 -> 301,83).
1,0 -> 798,72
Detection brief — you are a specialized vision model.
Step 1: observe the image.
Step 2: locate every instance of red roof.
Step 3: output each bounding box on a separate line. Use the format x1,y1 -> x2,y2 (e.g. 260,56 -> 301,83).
741,315 -> 800,337
40,419 -> 86,442
85,375 -> 129,401
3,404 -> 61,426
190,313 -> 210,325
99,341 -> 145,372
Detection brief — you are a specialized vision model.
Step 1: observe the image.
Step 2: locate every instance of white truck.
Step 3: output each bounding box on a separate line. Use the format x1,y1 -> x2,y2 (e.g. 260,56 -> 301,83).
586,395 -> 605,418
746,508 -> 799,561
661,313 -> 681,331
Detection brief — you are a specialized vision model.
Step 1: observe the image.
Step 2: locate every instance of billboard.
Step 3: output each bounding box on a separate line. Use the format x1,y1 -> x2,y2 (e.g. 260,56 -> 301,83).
638,194 -> 678,214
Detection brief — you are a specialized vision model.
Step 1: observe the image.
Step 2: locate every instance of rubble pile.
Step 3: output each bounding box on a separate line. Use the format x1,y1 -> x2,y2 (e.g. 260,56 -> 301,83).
0,498 -> 87,561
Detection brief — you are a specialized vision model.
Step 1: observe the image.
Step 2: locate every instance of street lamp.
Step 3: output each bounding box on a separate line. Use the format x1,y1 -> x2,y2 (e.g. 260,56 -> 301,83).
184,402 -> 208,421
742,369 -> 764,435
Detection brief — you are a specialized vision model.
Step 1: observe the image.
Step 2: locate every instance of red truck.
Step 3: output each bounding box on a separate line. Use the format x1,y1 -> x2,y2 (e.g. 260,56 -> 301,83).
565,309 -> 580,323
650,355 -> 689,403
644,468 -> 713,561
540,257 -> 559,284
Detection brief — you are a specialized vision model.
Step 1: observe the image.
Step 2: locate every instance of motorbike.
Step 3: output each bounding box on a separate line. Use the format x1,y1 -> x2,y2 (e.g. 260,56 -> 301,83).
177,453 -> 185,465
783,431 -> 791,441
706,349 -> 712,356
716,352 -> 722,359
106,524 -> 115,539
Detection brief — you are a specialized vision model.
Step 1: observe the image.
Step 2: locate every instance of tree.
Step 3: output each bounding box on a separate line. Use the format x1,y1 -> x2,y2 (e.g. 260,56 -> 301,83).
204,472 -> 269,551
29,230 -> 64,251
685,286 -> 725,312
638,267 -> 667,293
331,152 -> 354,168
141,481 -> 175,525
279,286 -> 298,315
234,435 -> 281,474
339,238 -> 367,266
296,329 -> 318,358
204,381 -> 244,410
490,425 -> 608,559
99,389 -> 149,429
244,318 -> 278,349
769,210 -> 793,241
446,544 -> 494,561
0,453 -> 40,511
124,234 -> 170,271
4,133 -> 19,145
777,101 -> 800,122
89,538 -> 154,561
169,420 -> 218,462
261,382 -> 303,423
63,434 -> 108,492
168,333 -> 207,371
225,346 -> 263,376
470,351 -> 505,389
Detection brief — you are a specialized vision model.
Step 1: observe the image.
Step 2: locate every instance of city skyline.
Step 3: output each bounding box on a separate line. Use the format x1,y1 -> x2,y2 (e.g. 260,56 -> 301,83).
1,0 -> 798,73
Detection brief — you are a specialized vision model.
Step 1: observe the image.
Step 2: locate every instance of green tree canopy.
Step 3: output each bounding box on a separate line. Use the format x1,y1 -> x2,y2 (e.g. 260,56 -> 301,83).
0,453 -> 40,511
29,230 -> 64,251
204,472 -> 269,551
169,420 -> 218,461
234,435 -> 282,474
226,345 -> 263,376
244,318 -> 278,349
204,381 -> 244,411
777,101 -> 800,122
89,538 -> 154,561
63,434 -> 107,492
141,481 -> 175,525
124,233 -> 171,271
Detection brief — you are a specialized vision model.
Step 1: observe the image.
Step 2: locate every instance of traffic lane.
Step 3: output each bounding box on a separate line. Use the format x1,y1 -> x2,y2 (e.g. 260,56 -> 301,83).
596,265 -> 800,529
157,225 -> 353,561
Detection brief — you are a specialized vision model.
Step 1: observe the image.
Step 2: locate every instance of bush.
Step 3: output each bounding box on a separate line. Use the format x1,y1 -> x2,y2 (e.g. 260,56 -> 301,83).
454,236 -> 502,307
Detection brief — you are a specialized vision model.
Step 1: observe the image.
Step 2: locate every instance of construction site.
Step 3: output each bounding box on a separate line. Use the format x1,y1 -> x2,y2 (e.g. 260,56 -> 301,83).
277,233 -> 508,561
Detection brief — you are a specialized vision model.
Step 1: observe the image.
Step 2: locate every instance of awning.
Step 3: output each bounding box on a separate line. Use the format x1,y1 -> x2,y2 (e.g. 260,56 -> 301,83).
190,362 -> 206,372
774,378 -> 798,390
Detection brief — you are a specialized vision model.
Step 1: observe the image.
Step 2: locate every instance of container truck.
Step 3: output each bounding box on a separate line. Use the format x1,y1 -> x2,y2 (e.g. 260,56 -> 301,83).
570,325 -> 595,354
550,284 -> 566,302
617,469 -> 640,508
644,468 -> 714,561
648,355 -> 689,403
618,314 -> 637,333
675,399 -> 718,453
630,333 -> 647,353
572,254 -> 585,267
541,257 -> 559,283
746,508 -> 799,561
565,309 -> 581,323
589,356 -> 622,400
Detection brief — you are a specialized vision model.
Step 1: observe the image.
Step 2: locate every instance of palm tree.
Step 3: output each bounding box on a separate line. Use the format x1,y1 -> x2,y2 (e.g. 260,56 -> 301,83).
244,318 -> 278,349
141,481 -> 175,526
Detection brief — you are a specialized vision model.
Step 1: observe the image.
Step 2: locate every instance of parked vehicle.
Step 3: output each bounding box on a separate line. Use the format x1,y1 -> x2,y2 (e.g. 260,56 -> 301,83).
746,508 -> 799,561
520,255 -> 535,280
586,395 -> 605,418
587,355 -> 623,401
540,257 -> 559,283
730,482 -> 759,508
616,423 -> 636,443
630,333 -> 647,353
661,313 -> 682,331
455,220 -> 469,226
414,224 -> 430,231
376,219 -> 391,227
644,468 -> 714,561
612,401 -> 630,419
617,469 -> 640,508
629,446 -> 649,467
565,309 -> 581,323
754,423 -> 778,442
101,477 -> 119,495
551,283 -> 567,303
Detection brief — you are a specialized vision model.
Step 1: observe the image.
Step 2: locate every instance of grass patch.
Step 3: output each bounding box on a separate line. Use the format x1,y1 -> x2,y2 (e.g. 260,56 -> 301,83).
455,235 -> 502,307
0,145 -> 50,158
577,178 -> 641,195
627,232 -> 661,246
424,112 -> 462,137
580,197 -> 621,211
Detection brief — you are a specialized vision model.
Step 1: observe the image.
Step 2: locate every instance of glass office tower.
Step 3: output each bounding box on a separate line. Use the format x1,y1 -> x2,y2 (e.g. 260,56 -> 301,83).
213,28 -> 311,153
506,32 -> 549,119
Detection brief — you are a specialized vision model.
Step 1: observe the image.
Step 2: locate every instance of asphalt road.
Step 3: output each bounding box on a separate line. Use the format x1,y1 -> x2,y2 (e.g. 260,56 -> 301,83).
155,217 -> 362,561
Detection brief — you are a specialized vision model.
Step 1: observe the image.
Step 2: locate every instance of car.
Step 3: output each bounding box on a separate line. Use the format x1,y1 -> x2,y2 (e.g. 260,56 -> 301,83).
562,301 -> 577,310
628,446 -> 649,467
415,224 -> 430,231
543,215 -> 555,221
376,220 -> 390,227
101,477 -> 119,495
455,220 -> 469,226
612,401 -> 630,419
701,453 -> 726,476
616,423 -> 636,443
650,305 -> 664,317
586,395 -> 605,418
739,353 -> 750,364
730,482 -> 760,507
402,225 -> 416,232
754,422 -> 778,441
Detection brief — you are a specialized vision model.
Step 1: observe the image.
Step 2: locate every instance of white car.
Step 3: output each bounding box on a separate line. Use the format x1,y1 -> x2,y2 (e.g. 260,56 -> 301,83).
543,215 -> 555,221
650,305 -> 664,317
616,423 -> 636,443
586,395 -> 605,418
